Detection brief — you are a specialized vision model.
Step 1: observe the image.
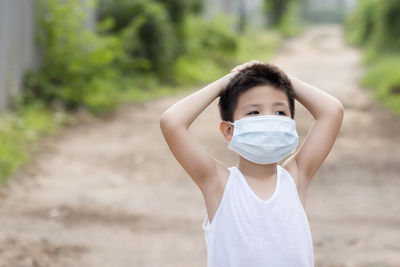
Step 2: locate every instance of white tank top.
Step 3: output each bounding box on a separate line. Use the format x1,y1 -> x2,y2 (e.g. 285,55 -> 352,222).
202,165 -> 314,267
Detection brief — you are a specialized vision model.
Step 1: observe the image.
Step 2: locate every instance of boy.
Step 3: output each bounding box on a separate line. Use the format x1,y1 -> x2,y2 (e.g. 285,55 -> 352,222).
160,60 -> 343,266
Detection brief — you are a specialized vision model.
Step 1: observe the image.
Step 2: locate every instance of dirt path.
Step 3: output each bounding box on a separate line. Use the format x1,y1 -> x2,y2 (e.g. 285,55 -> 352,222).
1,25 -> 399,267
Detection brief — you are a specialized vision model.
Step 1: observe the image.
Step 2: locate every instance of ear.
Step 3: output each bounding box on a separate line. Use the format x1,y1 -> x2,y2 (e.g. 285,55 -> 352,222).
220,121 -> 234,141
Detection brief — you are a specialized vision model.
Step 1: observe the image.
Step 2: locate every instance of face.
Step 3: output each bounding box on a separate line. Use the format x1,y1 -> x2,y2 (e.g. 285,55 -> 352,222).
232,84 -> 291,122
220,84 -> 292,141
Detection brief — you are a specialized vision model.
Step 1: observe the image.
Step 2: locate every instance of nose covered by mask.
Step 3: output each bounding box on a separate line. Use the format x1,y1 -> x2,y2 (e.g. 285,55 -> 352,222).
227,115 -> 299,164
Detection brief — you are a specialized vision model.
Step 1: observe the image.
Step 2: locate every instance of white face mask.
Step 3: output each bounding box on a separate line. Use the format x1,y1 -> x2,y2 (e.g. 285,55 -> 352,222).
227,115 -> 299,164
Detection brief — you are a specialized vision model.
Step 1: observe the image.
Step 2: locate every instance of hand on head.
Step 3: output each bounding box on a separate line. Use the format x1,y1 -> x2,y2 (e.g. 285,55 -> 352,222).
231,60 -> 264,73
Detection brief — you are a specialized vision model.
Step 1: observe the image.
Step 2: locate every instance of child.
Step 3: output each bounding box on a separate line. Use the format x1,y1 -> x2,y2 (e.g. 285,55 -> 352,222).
160,60 -> 343,267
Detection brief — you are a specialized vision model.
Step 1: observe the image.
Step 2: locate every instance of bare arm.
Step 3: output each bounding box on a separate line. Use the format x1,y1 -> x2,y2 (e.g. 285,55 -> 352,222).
160,72 -> 236,191
283,74 -> 344,191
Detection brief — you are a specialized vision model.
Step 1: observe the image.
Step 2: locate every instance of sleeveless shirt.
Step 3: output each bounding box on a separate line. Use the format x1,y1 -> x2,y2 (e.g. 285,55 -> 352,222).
202,165 -> 314,267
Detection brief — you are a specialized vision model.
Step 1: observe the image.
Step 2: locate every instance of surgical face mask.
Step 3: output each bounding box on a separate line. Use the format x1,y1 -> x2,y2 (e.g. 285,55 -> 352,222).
227,115 -> 298,164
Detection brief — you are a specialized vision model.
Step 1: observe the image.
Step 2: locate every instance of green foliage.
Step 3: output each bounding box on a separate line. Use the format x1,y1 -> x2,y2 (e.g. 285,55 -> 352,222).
172,15 -> 239,84
25,0 -> 121,112
361,57 -> 400,114
118,2 -> 177,77
4,0 -> 286,184
23,0 -> 239,113
344,0 -> 379,47
183,15 -> 238,60
186,0 -> 204,14
263,0 -> 301,37
345,0 -> 400,53
263,0 -> 289,26
236,29 -> 282,63
97,0 -> 144,32
98,0 -> 181,77
0,101 -> 65,184
0,121 -> 27,184
98,0 -> 203,32
173,56 -> 225,85
157,0 -> 186,25
369,0 -> 400,52
275,1 -> 302,37
345,0 -> 400,115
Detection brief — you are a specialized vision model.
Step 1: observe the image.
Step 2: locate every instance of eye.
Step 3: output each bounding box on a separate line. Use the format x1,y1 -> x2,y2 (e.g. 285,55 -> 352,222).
275,111 -> 287,116
247,111 -> 259,115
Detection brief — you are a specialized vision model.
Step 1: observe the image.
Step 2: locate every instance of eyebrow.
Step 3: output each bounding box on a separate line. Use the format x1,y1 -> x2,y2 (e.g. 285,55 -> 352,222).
272,102 -> 289,108
241,102 -> 288,110
241,104 -> 263,110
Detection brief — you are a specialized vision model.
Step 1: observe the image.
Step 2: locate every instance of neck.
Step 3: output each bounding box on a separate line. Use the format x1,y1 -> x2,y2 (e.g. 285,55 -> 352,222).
236,156 -> 277,180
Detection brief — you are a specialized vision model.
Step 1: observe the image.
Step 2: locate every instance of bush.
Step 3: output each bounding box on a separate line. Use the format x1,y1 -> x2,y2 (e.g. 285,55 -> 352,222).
0,101 -> 64,184
361,57 -> 400,114
345,0 -> 400,115
172,15 -> 238,84
24,0 -> 121,113
344,0 -> 378,46
369,0 -> 400,52
263,0 -> 301,37
183,15 -> 238,60
345,0 -> 400,52
118,2 -> 177,77
98,0 -> 179,78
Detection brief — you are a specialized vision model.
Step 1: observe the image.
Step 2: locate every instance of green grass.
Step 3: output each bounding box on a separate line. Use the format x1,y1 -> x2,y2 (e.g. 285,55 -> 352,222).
361,56 -> 400,115
0,102 -> 67,184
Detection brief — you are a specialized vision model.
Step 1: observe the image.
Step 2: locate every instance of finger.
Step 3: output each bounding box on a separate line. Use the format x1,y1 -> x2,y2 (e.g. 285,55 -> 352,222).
246,60 -> 262,67
232,66 -> 242,72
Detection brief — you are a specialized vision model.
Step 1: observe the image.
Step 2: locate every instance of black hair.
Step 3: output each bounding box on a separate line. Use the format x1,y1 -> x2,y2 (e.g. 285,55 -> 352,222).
218,63 -> 295,122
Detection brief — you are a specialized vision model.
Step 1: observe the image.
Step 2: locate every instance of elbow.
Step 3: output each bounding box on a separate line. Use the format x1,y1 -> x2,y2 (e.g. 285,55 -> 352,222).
160,112 -> 187,142
160,111 -> 172,131
334,98 -> 344,119
159,111 -> 181,132
329,98 -> 344,123
316,98 -> 344,122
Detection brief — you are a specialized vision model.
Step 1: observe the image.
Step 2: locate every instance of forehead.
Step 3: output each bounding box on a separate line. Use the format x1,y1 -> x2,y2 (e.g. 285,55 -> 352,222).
236,84 -> 289,109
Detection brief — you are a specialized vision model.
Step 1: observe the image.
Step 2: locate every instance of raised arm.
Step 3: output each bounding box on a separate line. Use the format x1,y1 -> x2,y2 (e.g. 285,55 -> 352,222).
283,74 -> 344,192
160,72 -> 236,191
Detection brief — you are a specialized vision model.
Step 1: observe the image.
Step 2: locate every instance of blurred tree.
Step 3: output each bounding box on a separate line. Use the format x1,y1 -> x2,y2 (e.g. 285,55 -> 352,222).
97,0 -> 205,76
345,0 -> 400,115
263,0 -> 289,27
187,0 -> 204,14
346,0 -> 400,52
345,0 -> 379,46
26,0 -> 120,111
154,0 -> 204,55
263,0 -> 300,36
119,3 -> 176,77
156,0 -> 187,56
237,0 -> 248,34
98,0 -> 178,77
372,0 -> 400,52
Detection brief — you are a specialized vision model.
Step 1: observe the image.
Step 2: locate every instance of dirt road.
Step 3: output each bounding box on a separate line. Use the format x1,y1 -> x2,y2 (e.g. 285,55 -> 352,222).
1,25 -> 399,267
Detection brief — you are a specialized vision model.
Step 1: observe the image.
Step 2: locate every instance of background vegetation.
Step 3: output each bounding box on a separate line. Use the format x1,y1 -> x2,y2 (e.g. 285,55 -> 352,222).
5,0 -> 398,185
0,0 -> 287,184
345,0 -> 400,114
263,0 -> 302,37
